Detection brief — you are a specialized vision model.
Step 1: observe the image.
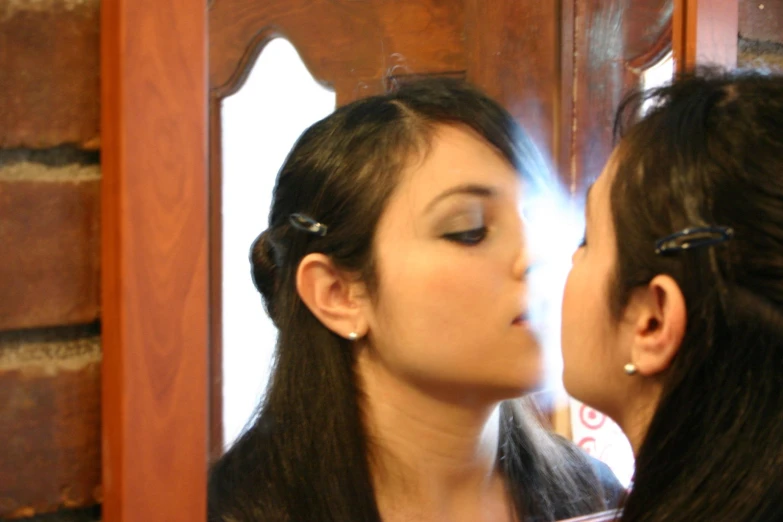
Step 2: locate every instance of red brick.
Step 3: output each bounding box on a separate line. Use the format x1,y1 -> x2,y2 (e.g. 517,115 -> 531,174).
0,0 -> 100,148
0,329 -> 101,517
740,1 -> 783,44
0,175 -> 100,330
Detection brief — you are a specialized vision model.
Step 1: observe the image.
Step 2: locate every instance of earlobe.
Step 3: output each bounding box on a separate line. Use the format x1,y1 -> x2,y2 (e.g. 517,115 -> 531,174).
631,275 -> 686,376
295,253 -> 368,340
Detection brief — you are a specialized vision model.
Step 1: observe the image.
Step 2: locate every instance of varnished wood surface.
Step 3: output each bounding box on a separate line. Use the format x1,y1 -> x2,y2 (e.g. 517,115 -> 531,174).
101,0 -> 208,519
209,0 -> 466,103
465,0 -> 560,158
566,0 -> 674,194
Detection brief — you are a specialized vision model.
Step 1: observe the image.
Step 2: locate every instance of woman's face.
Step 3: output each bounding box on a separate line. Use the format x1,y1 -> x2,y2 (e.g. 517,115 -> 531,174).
560,157 -> 628,417
362,124 -> 540,402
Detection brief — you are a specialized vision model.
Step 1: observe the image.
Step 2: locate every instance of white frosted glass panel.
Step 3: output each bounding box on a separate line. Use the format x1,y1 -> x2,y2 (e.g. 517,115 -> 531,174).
642,52 -> 675,113
221,39 -> 335,449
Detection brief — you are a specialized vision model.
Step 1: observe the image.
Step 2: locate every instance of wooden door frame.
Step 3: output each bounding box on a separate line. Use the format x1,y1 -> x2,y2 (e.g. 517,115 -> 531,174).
101,0 -> 208,520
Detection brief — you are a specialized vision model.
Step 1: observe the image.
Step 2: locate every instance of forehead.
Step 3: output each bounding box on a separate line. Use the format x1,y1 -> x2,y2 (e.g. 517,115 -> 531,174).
392,124 -> 520,205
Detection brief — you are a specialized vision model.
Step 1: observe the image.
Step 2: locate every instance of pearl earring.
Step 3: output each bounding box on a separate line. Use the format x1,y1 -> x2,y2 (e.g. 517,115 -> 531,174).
624,363 -> 638,376
347,332 -> 359,341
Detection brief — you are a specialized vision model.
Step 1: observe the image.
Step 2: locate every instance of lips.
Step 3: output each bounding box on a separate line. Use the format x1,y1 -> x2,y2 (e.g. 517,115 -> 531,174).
512,313 -> 529,325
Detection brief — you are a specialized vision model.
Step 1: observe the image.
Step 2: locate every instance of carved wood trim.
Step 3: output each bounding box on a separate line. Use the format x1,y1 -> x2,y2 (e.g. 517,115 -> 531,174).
627,23 -> 674,71
208,95 -> 225,462
209,0 -> 465,99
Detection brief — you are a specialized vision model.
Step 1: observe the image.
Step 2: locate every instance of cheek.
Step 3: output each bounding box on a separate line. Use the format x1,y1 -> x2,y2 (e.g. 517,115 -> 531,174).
562,252 -> 612,328
374,247 -> 505,358
561,263 -> 604,368
394,254 -> 493,329
561,259 -> 621,398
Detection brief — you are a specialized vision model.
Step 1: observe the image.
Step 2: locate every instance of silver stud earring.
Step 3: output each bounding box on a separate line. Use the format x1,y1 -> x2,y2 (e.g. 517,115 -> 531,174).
347,332 -> 359,341
624,363 -> 638,376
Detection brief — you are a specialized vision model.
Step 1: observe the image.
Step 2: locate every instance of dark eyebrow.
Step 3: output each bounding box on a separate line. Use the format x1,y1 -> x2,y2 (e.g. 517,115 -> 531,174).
424,183 -> 496,214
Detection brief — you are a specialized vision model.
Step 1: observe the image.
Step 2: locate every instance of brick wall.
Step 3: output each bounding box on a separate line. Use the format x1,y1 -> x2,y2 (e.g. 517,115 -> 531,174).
0,0 -> 102,519
739,1 -> 783,71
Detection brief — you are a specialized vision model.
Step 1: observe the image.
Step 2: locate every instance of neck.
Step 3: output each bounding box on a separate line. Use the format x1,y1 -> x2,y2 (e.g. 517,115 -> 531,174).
616,380 -> 662,455
355,348 -> 514,521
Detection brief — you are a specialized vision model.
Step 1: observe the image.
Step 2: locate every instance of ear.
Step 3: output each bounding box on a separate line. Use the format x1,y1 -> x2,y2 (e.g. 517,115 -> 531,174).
628,275 -> 686,376
296,253 -> 368,341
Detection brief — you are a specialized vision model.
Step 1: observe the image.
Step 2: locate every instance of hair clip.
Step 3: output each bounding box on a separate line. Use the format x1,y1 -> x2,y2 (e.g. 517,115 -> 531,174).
654,226 -> 734,255
289,213 -> 328,237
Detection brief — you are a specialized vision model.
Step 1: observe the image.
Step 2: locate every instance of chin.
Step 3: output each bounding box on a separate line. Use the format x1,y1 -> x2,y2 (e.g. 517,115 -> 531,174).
518,363 -> 546,390
561,376 -> 601,413
561,372 -> 580,400
488,373 -> 545,401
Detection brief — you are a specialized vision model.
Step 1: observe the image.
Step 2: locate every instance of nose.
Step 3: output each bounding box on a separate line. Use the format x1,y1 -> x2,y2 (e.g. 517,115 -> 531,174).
512,212 -> 531,280
512,242 -> 530,281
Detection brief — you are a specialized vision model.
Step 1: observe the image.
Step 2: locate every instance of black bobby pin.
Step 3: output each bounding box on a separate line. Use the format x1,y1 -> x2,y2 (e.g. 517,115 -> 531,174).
289,213 -> 328,237
654,226 -> 734,255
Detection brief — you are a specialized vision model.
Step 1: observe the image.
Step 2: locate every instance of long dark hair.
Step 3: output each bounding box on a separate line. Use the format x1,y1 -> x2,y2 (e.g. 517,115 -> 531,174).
209,78 -> 609,522
611,68 -> 783,521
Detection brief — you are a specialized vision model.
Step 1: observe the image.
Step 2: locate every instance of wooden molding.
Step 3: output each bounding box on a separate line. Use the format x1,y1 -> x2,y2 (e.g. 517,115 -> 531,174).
208,0 -> 465,102
101,0 -> 208,519
208,95 -> 224,461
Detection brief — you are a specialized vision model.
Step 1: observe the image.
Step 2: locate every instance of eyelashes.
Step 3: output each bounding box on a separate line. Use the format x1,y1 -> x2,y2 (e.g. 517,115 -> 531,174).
442,226 -> 488,246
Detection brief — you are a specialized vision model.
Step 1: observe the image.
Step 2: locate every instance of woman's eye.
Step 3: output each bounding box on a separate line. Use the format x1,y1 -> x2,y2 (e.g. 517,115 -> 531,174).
443,226 -> 488,246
